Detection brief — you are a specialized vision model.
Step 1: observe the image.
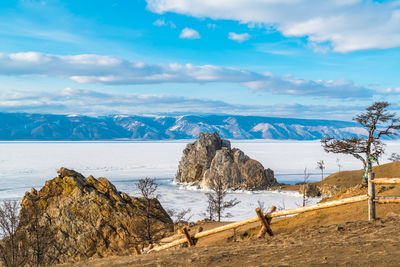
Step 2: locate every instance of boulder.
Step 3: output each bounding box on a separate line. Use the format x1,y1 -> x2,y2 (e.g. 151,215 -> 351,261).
17,168 -> 173,265
299,183 -> 321,197
175,132 -> 277,190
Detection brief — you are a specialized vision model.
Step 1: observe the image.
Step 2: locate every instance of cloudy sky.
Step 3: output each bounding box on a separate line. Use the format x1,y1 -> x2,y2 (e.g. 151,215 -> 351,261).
0,0 -> 399,120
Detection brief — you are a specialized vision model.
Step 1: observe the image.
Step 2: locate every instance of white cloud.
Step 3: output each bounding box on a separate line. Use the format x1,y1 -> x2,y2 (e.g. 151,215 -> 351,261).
153,18 -> 167,27
228,32 -> 250,43
0,88 -> 370,119
243,75 -> 372,98
380,87 -> 400,94
153,18 -> 176,28
0,51 -> 374,98
0,88 -> 258,115
179,28 -> 201,39
146,0 -> 400,52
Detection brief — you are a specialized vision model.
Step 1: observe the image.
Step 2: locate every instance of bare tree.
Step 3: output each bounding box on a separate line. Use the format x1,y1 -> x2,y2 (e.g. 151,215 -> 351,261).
302,168 -> 311,207
136,178 -> 158,244
316,160 -> 325,180
336,158 -> 343,172
256,200 -> 266,213
166,208 -> 192,224
204,202 -> 215,221
135,178 -> 172,246
205,175 -> 240,222
0,201 -> 26,267
388,153 -> 400,162
1,200 -> 70,267
25,202 -> 67,266
322,102 -> 400,183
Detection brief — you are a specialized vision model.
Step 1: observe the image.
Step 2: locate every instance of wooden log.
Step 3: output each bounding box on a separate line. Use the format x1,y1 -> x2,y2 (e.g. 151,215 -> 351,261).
150,194 -> 368,253
182,227 -> 194,247
265,205 -> 276,236
134,246 -> 141,255
256,207 -> 271,236
193,216 -> 260,240
150,238 -> 187,252
374,196 -> 400,204
257,206 -> 276,238
268,195 -> 368,218
371,178 -> 400,184
368,172 -> 376,221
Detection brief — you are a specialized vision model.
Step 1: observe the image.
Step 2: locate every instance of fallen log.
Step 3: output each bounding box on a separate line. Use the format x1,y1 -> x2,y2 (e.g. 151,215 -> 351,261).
371,178 -> 400,184
150,194 -> 368,253
374,196 -> 400,204
269,195 -> 368,218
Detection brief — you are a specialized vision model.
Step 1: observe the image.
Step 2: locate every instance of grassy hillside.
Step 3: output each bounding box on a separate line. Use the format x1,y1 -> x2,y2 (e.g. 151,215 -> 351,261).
315,161 -> 400,188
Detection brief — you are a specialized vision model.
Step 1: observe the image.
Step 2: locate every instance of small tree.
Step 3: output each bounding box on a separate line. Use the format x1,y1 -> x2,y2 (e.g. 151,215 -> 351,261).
205,175 -> 240,222
336,158 -> 343,172
166,208 -> 192,224
316,160 -> 325,180
135,178 -> 173,247
0,201 -> 27,267
302,168 -> 311,207
25,202 -> 66,266
256,200 -> 266,213
322,102 -> 400,183
136,178 -> 160,245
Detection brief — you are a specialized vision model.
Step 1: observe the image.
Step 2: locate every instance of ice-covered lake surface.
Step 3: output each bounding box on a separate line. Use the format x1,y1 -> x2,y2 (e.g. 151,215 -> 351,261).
1,140 -> 399,221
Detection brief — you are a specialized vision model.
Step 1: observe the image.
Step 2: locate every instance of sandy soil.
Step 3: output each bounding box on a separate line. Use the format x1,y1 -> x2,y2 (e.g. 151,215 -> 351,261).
64,214 -> 400,267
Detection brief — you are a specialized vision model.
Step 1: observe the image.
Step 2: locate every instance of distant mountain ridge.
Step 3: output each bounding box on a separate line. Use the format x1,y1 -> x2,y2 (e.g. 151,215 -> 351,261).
0,112 -> 392,141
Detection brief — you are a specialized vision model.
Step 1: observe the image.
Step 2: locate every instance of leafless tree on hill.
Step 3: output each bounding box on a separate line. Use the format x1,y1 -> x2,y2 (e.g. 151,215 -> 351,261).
336,158 -> 343,172
321,101 -> 400,183
256,200 -> 267,213
302,168 -> 311,207
135,178 -> 172,247
316,160 -> 325,180
205,175 -> 240,222
25,201 -> 68,266
0,201 -> 26,267
166,208 -> 193,224
0,200 -> 69,267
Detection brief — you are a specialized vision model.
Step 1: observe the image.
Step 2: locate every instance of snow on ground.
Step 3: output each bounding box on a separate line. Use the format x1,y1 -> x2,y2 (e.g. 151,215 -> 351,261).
1,140 -> 399,220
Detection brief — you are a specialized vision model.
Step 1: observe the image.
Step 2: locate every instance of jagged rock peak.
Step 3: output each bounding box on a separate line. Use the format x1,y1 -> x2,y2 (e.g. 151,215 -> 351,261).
175,132 -> 277,190
18,168 -> 173,265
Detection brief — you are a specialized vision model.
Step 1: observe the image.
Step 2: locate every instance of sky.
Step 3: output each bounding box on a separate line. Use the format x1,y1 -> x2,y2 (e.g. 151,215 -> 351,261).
0,0 -> 399,120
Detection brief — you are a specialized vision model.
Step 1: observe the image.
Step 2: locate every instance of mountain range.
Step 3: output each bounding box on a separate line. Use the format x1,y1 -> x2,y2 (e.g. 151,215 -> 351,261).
0,112 -> 386,141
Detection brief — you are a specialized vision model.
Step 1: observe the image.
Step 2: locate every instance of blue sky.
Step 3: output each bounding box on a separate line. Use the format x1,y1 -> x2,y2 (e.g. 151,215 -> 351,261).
0,0 -> 399,120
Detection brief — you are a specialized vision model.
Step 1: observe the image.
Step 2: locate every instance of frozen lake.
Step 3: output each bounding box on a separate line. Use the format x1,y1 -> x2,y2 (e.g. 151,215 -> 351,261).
1,140 -> 399,220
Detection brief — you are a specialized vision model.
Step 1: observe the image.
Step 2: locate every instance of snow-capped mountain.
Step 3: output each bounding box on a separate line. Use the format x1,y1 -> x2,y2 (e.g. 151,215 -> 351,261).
0,112 -> 392,141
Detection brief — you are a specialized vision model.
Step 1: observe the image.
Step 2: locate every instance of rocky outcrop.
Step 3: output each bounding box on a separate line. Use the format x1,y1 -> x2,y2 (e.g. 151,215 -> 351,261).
298,184 -> 321,197
17,168 -> 173,265
298,183 -> 344,198
175,132 -> 276,190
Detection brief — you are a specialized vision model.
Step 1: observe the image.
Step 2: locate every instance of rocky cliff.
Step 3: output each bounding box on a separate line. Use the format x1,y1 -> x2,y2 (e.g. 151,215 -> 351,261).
175,132 -> 277,190
17,168 -> 173,265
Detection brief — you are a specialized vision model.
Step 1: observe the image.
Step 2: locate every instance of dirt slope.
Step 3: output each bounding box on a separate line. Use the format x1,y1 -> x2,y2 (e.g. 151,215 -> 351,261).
60,162 -> 400,266
278,161 -> 400,191
63,215 -> 400,267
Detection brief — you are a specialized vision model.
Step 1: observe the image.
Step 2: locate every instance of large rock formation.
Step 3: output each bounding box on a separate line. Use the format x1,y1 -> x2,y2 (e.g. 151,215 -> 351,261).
175,132 -> 277,190
17,168 -> 173,265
